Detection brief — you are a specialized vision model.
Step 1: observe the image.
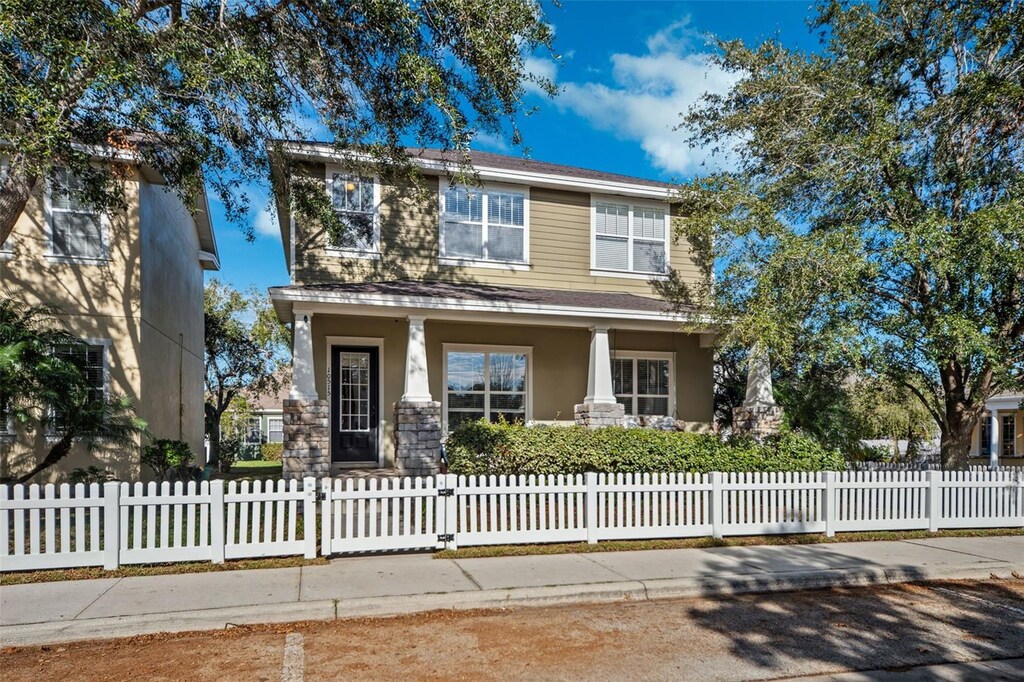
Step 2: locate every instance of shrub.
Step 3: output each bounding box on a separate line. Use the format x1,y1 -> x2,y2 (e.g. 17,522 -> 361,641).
219,436 -> 243,473
446,421 -> 844,476
261,442 -> 283,461
69,466 -> 115,485
141,439 -> 195,480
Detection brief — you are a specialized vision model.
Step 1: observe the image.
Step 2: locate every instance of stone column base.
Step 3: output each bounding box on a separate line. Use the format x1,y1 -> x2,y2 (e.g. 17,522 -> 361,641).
282,399 -> 330,480
395,400 -> 442,476
574,401 -> 626,428
732,404 -> 784,439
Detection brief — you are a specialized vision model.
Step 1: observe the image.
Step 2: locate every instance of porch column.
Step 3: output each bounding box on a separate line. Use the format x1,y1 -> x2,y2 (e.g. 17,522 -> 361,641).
584,324 -> 616,404
575,324 -> 625,428
290,309 -> 318,400
989,410 -> 999,468
282,308 -> 329,480
732,343 -> 784,439
402,315 -> 432,401
395,315 -> 441,475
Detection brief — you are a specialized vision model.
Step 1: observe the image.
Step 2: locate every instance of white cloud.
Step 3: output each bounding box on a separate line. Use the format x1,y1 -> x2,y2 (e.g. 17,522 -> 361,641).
470,131 -> 510,152
523,55 -> 558,96
254,204 -> 280,240
558,18 -> 741,177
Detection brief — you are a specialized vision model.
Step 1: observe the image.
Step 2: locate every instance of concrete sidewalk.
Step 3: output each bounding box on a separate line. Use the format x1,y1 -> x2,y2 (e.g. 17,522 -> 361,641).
2,535 -> 1022,647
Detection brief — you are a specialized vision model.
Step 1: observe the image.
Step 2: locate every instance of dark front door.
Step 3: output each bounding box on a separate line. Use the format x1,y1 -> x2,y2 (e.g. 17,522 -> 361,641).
330,346 -> 379,463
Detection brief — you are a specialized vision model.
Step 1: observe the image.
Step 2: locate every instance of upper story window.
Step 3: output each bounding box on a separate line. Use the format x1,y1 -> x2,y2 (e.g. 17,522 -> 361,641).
592,198 -> 669,276
326,169 -> 379,256
48,168 -> 107,262
440,185 -> 529,266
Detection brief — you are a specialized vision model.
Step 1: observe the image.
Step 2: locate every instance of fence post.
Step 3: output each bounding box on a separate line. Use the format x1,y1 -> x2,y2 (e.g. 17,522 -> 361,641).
585,472 -> 598,544
320,478 -> 332,557
210,479 -> 225,564
102,481 -> 120,570
927,470 -> 941,532
824,471 -> 836,538
445,473 -> 458,551
303,477 -> 317,559
711,472 -> 724,540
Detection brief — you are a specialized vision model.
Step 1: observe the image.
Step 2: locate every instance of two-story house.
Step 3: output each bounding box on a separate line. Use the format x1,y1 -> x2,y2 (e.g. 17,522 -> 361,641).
1,157 -> 219,481
268,145 -> 714,479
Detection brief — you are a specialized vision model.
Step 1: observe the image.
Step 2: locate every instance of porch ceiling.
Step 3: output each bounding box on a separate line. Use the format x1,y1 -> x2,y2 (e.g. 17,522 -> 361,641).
269,280 -> 713,332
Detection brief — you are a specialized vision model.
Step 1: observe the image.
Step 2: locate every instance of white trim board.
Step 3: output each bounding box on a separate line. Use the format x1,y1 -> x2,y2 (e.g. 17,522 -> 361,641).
324,335 -> 386,468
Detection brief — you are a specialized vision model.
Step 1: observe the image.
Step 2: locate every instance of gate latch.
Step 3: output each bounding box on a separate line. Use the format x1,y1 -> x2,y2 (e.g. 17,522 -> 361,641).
437,533 -> 455,542
437,488 -> 455,497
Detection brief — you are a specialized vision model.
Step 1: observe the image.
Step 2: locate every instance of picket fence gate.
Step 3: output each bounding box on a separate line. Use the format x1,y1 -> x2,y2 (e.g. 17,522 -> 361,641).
2,469 -> 1022,571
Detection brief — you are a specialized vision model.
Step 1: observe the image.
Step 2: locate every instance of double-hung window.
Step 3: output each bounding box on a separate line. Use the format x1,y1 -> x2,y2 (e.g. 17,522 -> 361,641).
267,417 -> 284,443
612,353 -> 673,417
441,185 -> 528,264
49,168 -> 106,261
593,199 -> 668,275
444,346 -> 530,429
327,170 -> 379,254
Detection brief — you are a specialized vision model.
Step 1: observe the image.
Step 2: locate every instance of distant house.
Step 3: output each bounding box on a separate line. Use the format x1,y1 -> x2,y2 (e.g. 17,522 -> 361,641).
1,158 -> 219,481
237,375 -> 290,458
971,392 -> 1023,463
267,145 -> 716,479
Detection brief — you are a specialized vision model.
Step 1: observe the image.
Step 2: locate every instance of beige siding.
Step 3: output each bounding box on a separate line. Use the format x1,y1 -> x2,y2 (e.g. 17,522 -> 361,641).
292,167 -> 702,295
308,314 -> 713,467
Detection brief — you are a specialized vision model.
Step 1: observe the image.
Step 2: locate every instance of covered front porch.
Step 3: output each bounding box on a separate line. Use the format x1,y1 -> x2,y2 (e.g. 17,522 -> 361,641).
970,392 -> 1024,466
270,281 -> 715,479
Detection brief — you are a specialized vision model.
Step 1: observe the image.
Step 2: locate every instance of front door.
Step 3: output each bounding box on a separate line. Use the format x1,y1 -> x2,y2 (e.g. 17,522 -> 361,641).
330,346 -> 379,464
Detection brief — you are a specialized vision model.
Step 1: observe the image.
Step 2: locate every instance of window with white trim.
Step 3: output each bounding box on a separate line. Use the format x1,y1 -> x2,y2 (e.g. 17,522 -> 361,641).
445,348 -> 529,429
267,417 -> 283,443
612,354 -> 672,416
593,200 -> 668,274
327,172 -> 379,253
441,185 -> 527,264
1002,414 -> 1015,457
50,168 -> 106,260
50,342 -> 106,431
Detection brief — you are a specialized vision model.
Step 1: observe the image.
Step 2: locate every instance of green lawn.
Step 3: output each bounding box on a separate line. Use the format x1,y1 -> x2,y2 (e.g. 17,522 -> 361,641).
220,460 -> 283,481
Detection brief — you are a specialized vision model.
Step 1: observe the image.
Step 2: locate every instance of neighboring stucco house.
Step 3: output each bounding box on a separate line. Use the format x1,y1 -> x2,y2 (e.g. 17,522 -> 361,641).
268,145 -> 715,479
0,159 -> 219,481
970,391 -> 1024,465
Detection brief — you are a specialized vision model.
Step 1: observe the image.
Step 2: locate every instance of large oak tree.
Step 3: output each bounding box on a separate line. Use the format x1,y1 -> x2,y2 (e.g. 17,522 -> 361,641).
671,0 -> 1024,467
0,0 -> 554,242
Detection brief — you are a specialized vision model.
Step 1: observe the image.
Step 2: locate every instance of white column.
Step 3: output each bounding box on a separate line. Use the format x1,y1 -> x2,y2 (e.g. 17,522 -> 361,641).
290,309 -> 318,400
402,315 -> 432,402
989,411 -> 1000,468
584,324 -> 617,404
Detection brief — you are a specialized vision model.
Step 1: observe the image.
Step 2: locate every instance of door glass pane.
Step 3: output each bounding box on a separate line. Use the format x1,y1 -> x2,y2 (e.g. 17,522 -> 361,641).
1002,415 -> 1015,457
339,352 -> 370,431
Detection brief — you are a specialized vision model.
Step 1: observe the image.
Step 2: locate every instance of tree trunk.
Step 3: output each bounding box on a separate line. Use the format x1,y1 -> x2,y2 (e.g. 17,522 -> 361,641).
16,434 -> 75,484
1,161 -> 39,245
939,403 -> 978,470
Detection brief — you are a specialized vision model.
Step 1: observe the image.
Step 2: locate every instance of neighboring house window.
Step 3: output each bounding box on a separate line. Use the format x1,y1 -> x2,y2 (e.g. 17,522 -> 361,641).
980,416 -> 991,457
612,354 -> 673,417
327,171 -> 379,254
267,417 -> 283,443
592,199 -> 668,274
245,417 -> 262,444
1002,414 -> 1015,457
49,168 -> 106,261
444,347 -> 529,429
50,342 -> 106,431
440,185 -> 528,264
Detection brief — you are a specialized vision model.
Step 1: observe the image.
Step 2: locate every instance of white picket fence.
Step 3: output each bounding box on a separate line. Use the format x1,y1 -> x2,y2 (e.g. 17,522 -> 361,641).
3,469 -> 1022,571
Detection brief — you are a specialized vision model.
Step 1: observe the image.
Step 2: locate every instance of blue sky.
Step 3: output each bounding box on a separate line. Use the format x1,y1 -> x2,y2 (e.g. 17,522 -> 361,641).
210,1 -> 823,294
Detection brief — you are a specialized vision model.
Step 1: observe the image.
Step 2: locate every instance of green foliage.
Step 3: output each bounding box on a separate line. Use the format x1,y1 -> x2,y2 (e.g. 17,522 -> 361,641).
68,466 -> 116,485
204,280 -> 286,469
446,421 -> 844,476
2,298 -> 148,483
0,0 -> 555,244
260,442 -> 283,462
218,436 -> 243,474
669,0 -> 1024,467
141,439 -> 195,481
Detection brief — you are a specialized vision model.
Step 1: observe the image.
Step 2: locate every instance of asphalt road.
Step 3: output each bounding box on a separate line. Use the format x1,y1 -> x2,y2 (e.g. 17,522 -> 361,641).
3,579 -> 1022,681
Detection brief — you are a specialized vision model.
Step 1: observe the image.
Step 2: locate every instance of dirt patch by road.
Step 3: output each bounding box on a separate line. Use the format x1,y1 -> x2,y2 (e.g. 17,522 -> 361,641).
3,579 -> 1023,681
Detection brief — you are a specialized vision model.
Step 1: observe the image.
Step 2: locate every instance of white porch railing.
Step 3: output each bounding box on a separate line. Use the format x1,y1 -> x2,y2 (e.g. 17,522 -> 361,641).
2,469 -> 1022,571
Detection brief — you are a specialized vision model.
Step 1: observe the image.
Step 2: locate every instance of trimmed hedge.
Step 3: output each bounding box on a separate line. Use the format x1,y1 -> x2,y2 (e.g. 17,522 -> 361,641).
261,442 -> 284,461
446,421 -> 844,476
